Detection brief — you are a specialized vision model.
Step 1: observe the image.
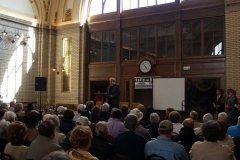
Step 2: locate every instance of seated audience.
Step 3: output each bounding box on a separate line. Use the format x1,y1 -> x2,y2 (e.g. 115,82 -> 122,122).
0,103 -> 9,111
164,107 -> 174,120
130,108 -> 151,140
218,121 -> 235,151
4,121 -> 28,160
76,116 -> 91,126
73,104 -> 86,121
137,104 -> 147,127
90,121 -> 113,160
42,151 -> 70,160
145,113 -> 160,138
189,110 -> 203,128
194,113 -> 213,136
227,116 -> 240,138
218,112 -> 230,132
120,104 -> 129,122
14,103 -> 25,120
169,111 -> 183,135
43,114 -> 66,145
107,109 -> 124,138
100,103 -> 110,121
67,126 -> 98,160
173,118 -> 203,157
22,111 -> 41,144
91,106 -> 106,123
190,120 -> 235,160
27,120 -> 63,160
8,100 -> 16,112
81,101 -> 94,120
59,109 -> 76,135
113,114 -> 147,160
57,106 -> 67,119
0,110 -> 9,154
3,111 -> 16,123
25,103 -> 35,114
145,120 -> 189,160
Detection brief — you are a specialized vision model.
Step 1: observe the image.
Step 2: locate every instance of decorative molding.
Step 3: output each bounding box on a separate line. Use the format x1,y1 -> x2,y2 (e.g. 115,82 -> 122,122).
64,9 -> 72,22
43,0 -> 50,22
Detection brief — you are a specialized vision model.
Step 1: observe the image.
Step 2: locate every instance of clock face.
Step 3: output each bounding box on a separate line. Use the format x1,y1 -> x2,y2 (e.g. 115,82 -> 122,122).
139,60 -> 152,73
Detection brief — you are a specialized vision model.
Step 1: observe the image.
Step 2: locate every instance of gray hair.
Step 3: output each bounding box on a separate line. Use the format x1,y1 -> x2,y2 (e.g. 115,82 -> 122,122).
42,151 -> 70,160
203,113 -> 213,123
218,112 -> 228,123
150,113 -> 160,123
101,103 -> 110,111
189,111 -> 198,120
3,111 -> 16,122
124,114 -> 138,131
0,103 -> 9,110
43,114 -> 60,127
95,121 -> 108,137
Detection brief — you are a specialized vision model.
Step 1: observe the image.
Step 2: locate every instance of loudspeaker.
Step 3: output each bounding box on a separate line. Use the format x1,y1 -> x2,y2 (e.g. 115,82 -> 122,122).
35,77 -> 47,91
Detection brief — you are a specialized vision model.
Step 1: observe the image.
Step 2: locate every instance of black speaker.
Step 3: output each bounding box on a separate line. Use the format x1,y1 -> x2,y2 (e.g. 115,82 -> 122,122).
35,77 -> 47,91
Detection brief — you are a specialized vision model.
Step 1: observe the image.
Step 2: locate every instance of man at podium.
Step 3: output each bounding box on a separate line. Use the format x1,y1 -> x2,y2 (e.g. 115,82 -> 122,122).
106,77 -> 120,110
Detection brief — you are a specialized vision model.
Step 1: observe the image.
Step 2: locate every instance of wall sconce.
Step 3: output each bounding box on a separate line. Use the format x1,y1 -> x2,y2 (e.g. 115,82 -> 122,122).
1,27 -> 8,36
52,67 -> 56,72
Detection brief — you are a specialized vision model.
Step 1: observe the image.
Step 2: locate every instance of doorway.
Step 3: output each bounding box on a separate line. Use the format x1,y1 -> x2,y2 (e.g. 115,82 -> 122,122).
90,81 -> 109,101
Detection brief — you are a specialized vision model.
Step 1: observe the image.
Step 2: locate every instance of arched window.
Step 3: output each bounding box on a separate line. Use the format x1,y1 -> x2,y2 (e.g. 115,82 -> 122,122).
123,0 -> 175,10
89,0 -> 117,16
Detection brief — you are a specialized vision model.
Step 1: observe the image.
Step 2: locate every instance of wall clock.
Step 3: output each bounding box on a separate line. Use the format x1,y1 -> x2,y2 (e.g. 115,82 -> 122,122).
139,60 -> 152,73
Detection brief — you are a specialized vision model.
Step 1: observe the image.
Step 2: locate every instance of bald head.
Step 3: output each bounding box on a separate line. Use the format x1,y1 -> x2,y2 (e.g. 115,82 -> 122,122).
182,118 -> 194,128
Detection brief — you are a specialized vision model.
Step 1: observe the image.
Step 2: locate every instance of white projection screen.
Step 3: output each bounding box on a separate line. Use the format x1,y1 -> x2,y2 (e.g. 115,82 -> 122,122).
153,78 -> 185,111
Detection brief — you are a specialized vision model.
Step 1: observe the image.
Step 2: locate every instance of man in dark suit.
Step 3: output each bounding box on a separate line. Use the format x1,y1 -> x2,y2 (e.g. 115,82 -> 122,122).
213,89 -> 225,113
106,77 -> 120,109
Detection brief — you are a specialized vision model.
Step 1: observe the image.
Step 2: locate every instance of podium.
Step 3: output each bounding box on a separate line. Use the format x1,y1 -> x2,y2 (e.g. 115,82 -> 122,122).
94,93 -> 107,104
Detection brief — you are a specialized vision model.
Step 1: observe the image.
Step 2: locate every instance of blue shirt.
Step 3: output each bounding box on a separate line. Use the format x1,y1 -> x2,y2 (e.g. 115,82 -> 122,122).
227,124 -> 240,137
145,136 -> 189,160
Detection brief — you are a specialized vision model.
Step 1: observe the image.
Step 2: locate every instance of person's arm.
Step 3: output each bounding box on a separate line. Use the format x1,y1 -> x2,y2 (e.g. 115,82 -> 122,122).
112,84 -> 120,98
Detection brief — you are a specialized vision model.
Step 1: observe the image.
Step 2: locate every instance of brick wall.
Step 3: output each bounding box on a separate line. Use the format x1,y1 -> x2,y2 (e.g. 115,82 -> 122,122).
225,0 -> 240,96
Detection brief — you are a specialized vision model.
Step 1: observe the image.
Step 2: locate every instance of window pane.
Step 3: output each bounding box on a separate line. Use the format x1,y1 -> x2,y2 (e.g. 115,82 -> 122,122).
192,20 -> 201,56
166,23 -> 175,57
122,29 -> 130,60
123,0 -> 130,10
90,0 -> 102,16
182,21 -> 192,57
90,33 -> 95,62
109,30 -> 116,61
95,32 -> 102,62
130,28 -> 138,60
157,0 -> 175,4
102,31 -> 109,61
139,0 -> 147,8
204,18 -> 213,56
148,26 -> 155,55
213,17 -> 224,55
140,27 -> 148,58
148,0 -> 156,6
157,24 -> 166,57
131,0 -> 138,9
103,0 -> 117,13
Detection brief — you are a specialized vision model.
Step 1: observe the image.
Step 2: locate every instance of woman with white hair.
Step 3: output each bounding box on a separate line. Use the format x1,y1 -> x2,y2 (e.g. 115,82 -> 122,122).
73,104 -> 86,121
3,111 -> 16,123
43,114 -> 66,145
145,113 -> 160,138
100,103 -> 110,121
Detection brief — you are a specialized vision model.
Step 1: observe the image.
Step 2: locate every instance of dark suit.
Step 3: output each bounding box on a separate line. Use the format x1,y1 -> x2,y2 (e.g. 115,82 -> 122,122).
106,83 -> 120,109
225,96 -> 238,126
215,95 -> 225,113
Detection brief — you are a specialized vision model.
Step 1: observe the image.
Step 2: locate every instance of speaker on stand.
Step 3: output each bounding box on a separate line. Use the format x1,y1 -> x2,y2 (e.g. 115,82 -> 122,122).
35,77 -> 47,111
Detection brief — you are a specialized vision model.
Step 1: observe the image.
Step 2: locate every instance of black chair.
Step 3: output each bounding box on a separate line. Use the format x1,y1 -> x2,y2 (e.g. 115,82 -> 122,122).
113,153 -> 131,160
232,137 -> 240,160
146,154 -> 166,160
1,153 -> 16,160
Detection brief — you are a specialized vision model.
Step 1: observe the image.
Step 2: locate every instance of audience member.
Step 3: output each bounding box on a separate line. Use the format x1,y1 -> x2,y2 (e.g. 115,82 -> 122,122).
145,113 -> 160,138
120,104 -> 129,122
14,103 -> 25,120
22,111 -> 41,144
227,116 -> 240,138
0,103 -> 9,111
81,100 -> 94,120
189,111 -> 202,128
190,120 -> 235,160
8,100 -> 16,112
100,103 -> 110,121
4,121 -> 28,160
59,109 -> 76,135
76,116 -> 91,126
67,126 -> 98,160
107,109 -> 124,138
113,114 -> 147,160
217,122 -> 235,151
0,110 -> 9,154
91,106 -> 106,123
25,103 -> 35,114
27,120 -> 63,160
130,108 -> 151,140
137,104 -> 147,127
225,89 -> 238,126
173,118 -> 203,157
42,151 -> 70,160
218,112 -> 229,132
145,120 -> 189,160
73,104 -> 86,121
194,113 -> 213,136
57,106 -> 67,119
169,111 -> 183,135
3,111 -> 16,123
164,107 -> 174,120
43,114 -> 66,145
90,121 -> 113,160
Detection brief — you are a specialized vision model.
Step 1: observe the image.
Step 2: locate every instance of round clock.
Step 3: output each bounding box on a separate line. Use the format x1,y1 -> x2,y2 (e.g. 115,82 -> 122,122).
139,60 -> 152,73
